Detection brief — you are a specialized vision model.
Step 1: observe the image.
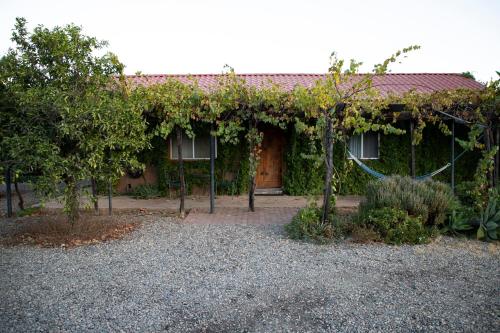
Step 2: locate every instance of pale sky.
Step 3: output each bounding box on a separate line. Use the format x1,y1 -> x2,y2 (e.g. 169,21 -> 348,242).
1,0 -> 499,82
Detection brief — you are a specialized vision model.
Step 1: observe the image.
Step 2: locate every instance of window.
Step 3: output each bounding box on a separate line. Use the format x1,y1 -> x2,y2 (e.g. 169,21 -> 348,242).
170,132 -> 217,160
348,132 -> 379,159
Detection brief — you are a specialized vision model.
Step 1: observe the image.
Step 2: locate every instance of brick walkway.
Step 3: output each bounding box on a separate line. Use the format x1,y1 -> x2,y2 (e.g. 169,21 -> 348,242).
184,207 -> 299,225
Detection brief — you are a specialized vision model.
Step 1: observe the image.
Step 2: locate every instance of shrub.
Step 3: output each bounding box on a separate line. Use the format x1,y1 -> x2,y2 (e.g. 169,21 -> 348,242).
361,176 -> 456,226
351,225 -> 381,243
361,207 -> 431,245
285,204 -> 351,243
130,184 -> 161,199
455,181 -> 476,207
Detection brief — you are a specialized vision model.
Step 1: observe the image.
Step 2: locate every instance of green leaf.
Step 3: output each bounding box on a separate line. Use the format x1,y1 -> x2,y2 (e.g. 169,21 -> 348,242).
477,227 -> 485,240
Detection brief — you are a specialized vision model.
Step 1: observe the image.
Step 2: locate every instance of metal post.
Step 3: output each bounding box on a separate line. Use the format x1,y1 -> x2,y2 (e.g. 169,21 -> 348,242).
5,167 -> 12,218
495,125 -> 499,187
91,178 -> 98,213
451,120 -> 455,192
108,182 -> 112,216
410,119 -> 416,178
209,123 -> 216,214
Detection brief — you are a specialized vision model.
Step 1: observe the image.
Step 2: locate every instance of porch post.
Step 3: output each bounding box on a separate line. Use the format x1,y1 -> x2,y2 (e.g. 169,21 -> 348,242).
5,166 -> 12,218
451,120 -> 455,192
209,123 -> 216,214
410,119 -> 416,178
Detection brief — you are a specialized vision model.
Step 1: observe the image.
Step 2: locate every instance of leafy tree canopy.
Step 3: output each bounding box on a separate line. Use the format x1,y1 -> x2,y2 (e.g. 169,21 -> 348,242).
0,18 -> 147,223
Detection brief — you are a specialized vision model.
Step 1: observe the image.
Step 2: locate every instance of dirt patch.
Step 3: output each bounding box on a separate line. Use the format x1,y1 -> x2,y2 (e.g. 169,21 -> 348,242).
0,213 -> 141,248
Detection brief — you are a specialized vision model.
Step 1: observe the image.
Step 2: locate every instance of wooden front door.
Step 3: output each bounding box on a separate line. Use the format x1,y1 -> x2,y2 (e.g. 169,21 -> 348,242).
256,128 -> 284,188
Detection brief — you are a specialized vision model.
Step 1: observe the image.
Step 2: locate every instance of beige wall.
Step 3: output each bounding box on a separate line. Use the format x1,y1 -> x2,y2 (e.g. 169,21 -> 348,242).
116,164 -> 158,194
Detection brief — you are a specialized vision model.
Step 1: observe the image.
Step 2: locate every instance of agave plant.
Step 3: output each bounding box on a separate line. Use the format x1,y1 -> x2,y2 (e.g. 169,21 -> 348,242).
476,197 -> 500,241
444,210 -> 473,235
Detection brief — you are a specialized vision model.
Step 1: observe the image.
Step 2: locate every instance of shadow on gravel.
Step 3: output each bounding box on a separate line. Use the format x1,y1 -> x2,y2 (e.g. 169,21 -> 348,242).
164,289 -> 332,333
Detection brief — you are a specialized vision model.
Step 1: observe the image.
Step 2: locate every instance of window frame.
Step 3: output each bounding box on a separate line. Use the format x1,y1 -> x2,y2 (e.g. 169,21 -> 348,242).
348,132 -> 380,160
169,133 -> 217,161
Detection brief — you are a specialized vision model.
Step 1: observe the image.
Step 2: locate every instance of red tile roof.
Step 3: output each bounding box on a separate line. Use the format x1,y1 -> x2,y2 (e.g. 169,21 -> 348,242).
126,73 -> 484,95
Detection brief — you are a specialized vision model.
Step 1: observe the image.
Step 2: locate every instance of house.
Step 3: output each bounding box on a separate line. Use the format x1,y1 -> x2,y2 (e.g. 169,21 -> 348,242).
116,73 -> 484,195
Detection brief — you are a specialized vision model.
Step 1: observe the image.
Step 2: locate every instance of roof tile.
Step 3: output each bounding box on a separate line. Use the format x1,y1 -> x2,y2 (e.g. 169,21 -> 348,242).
125,73 -> 484,95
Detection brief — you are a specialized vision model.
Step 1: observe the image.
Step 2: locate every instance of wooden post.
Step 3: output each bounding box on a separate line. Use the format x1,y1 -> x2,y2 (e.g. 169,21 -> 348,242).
5,167 -> 12,218
108,182 -> 112,216
209,123 -> 216,214
14,181 -> 24,210
176,126 -> 186,217
410,119 -> 416,178
451,120 -> 455,192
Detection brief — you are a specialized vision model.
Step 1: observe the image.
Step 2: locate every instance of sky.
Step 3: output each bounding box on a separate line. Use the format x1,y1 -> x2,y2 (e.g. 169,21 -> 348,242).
0,0 -> 499,82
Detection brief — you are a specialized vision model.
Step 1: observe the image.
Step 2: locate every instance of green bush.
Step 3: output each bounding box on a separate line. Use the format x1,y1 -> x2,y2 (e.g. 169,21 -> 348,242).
455,181 -> 476,207
285,204 -> 350,243
130,184 -> 161,199
361,176 -> 456,226
361,207 -> 431,245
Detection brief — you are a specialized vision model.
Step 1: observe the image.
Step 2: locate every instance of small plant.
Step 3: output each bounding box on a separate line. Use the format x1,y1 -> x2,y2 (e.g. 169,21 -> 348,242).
285,203 -> 335,243
16,207 -> 42,217
359,207 -> 431,245
475,196 -> 500,241
443,209 -> 473,236
130,184 -> 161,199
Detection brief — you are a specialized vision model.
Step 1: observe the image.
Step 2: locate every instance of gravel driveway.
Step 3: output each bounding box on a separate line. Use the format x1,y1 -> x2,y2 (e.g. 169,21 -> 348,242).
1,216 -> 499,332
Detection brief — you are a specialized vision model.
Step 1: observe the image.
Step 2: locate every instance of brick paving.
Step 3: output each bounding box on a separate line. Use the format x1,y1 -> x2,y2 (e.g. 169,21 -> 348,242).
184,207 -> 299,225
6,194 -> 361,223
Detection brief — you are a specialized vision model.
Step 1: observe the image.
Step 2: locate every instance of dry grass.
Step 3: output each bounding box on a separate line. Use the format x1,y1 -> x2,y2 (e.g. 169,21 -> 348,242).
1,213 -> 141,248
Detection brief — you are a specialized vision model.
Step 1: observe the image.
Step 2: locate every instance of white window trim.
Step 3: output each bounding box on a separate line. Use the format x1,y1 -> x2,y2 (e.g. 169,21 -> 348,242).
169,134 -> 217,161
348,132 -> 380,160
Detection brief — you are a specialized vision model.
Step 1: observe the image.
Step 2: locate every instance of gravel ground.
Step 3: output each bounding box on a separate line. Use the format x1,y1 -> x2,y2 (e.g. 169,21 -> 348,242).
0,216 -> 499,332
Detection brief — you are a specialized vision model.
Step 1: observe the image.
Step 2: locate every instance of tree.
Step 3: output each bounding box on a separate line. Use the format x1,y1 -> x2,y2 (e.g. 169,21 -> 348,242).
293,47 -> 419,223
0,18 -> 147,223
135,78 -> 204,217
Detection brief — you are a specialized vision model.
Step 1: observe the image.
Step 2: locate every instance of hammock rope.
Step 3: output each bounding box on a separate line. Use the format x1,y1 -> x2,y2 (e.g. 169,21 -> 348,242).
347,146 -> 470,181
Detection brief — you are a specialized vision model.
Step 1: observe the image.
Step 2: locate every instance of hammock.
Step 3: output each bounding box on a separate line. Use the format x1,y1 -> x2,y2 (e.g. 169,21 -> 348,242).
347,149 -> 467,181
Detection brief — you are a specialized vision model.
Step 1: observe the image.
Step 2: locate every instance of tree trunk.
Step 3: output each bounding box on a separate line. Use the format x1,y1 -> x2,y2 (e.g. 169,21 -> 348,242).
65,178 -> 80,225
321,115 -> 334,224
14,181 -> 24,210
91,177 -> 98,213
176,126 -> 186,218
485,127 -> 494,188
248,122 -> 257,212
